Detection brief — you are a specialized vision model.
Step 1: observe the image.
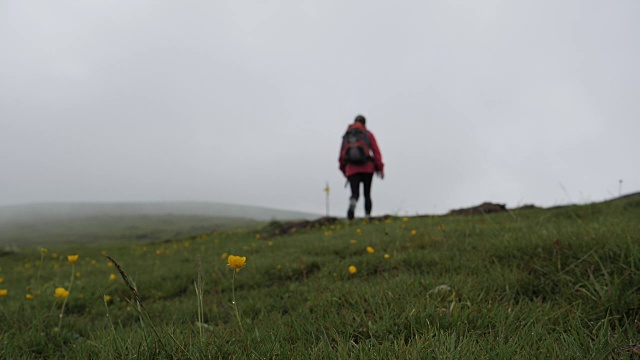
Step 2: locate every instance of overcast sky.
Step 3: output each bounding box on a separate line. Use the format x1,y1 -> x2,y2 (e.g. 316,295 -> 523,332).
1,1 -> 638,217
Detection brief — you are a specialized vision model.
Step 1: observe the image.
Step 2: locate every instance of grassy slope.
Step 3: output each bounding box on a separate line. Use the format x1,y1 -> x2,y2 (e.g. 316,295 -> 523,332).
0,195 -> 639,359
0,215 -> 261,247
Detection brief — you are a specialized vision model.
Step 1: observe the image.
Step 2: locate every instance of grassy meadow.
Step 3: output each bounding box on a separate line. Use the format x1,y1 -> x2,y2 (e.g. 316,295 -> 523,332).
1,195 -> 639,359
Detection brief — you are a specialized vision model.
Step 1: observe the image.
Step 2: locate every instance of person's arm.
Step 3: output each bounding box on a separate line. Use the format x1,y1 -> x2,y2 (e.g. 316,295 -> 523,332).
339,145 -> 347,176
368,132 -> 384,178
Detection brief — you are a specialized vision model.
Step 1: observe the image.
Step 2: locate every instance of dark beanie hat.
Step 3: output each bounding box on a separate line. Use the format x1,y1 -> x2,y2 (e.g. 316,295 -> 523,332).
355,115 -> 366,125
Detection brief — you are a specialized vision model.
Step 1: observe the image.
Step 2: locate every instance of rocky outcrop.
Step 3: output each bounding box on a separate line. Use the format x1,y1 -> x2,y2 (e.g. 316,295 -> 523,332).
448,202 -> 507,216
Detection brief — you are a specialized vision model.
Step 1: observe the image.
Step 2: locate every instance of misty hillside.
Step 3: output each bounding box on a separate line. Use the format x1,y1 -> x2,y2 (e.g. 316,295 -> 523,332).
0,202 -> 320,247
0,202 -> 319,223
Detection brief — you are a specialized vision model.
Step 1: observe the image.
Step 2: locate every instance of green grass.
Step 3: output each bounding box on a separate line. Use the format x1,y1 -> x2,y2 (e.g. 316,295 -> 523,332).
0,215 -> 260,247
1,195 -> 639,359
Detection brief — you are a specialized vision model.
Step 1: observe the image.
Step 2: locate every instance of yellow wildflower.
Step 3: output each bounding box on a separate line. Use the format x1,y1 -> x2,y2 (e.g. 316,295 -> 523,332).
75,272 -> 81,278
410,229 -> 417,236
0,277 -> 3,283
0,289 -> 7,296
41,247 -> 48,254
403,217 -> 409,222
54,287 -> 69,299
348,265 -> 357,274
356,228 -> 362,234
268,241 -> 273,246
221,252 -> 228,260
350,239 -> 357,244
109,273 -> 117,281
104,295 -> 112,302
366,246 -> 375,254
384,253 -> 391,259
25,294 -> 34,300
67,255 -> 79,264
227,255 -> 247,270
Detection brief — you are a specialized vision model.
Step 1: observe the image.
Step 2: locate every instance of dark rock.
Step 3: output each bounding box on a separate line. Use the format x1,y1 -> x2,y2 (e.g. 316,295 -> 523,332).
449,202 -> 507,216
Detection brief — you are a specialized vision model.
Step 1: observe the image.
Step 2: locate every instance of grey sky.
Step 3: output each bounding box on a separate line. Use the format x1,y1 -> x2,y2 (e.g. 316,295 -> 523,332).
1,1 -> 639,217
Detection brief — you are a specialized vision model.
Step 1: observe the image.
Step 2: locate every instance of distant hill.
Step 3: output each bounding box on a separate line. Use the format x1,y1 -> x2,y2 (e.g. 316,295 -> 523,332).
0,201 -> 319,223
0,202 -> 320,247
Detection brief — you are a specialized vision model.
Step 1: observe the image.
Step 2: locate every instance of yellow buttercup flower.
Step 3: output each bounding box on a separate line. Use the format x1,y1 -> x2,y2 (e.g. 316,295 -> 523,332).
384,253 -> 391,259
41,247 -> 48,254
0,277 -> 4,283
221,252 -> 228,260
0,289 -> 7,296
348,265 -> 357,274
410,229 -> 417,236
67,255 -> 79,264
104,295 -> 112,302
366,246 -> 375,254
227,255 -> 247,270
54,287 -> 69,299
109,273 -> 117,281
25,294 -> 34,300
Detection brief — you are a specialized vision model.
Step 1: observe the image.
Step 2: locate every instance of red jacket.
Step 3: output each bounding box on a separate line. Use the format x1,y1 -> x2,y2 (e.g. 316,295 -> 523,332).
339,122 -> 384,177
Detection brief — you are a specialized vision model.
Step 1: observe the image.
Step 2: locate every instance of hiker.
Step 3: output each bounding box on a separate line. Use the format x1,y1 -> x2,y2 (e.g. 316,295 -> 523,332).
339,115 -> 384,220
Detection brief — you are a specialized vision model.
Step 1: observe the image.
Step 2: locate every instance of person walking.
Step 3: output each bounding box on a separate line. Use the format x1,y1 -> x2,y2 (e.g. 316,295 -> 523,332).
339,115 -> 384,220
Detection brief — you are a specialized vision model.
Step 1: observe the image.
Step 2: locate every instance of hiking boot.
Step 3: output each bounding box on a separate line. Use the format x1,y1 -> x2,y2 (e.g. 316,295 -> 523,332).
347,199 -> 357,220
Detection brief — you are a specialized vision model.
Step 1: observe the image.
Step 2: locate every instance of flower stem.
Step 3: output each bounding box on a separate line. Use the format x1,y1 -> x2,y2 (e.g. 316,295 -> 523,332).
58,263 -> 75,329
231,270 -> 244,333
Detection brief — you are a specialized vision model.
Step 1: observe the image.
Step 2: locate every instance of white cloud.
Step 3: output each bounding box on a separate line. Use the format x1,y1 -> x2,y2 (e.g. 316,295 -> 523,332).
1,0 -> 639,215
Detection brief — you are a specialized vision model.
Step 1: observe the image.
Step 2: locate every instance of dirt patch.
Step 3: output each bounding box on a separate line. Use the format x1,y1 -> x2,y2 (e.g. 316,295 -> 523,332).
263,215 -> 393,238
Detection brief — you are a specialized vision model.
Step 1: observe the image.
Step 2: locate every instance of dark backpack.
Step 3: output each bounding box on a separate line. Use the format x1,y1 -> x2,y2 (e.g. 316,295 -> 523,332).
341,127 -> 372,164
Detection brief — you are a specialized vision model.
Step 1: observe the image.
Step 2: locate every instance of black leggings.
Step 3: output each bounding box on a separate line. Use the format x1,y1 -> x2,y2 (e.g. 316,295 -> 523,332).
348,173 -> 374,215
